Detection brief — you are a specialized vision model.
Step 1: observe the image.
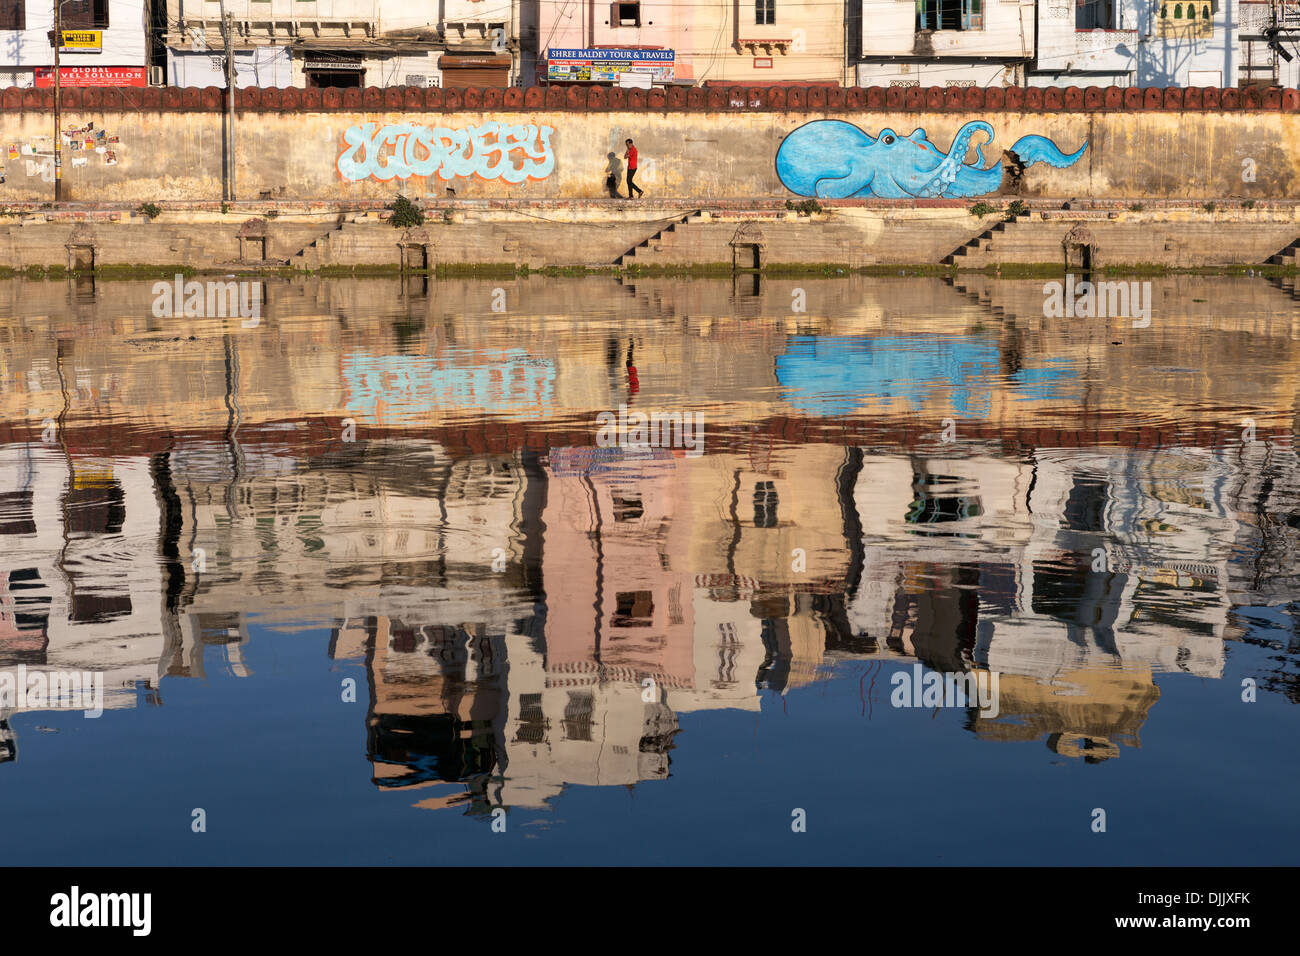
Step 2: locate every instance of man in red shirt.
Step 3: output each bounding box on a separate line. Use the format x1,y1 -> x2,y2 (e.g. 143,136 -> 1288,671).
624,139 -> 644,199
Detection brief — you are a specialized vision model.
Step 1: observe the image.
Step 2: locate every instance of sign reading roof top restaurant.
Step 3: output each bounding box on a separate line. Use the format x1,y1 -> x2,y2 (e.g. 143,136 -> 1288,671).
546,48 -> 674,84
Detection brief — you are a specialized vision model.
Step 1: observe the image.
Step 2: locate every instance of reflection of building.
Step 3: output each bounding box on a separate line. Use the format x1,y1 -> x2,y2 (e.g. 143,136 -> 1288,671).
0,447 -> 168,709
0,443 -> 250,759
3,272 -> 1296,782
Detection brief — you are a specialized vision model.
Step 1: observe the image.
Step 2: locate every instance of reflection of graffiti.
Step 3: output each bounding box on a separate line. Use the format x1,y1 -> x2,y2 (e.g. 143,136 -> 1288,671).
776,120 -> 1087,199
343,350 -> 556,419
337,121 -> 555,183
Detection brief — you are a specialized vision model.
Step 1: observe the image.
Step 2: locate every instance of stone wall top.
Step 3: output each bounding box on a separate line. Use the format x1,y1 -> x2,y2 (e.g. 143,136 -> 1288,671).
1,84 -> 1296,113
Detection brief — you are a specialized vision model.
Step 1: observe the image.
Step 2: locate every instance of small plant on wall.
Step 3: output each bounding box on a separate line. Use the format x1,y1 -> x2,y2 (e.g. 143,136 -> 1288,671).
784,199 -> 823,216
387,193 -> 426,229
137,202 -> 161,220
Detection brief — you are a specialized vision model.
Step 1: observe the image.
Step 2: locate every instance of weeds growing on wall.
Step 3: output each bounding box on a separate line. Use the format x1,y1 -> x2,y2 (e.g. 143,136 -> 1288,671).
784,199 -> 823,216
387,194 -> 426,229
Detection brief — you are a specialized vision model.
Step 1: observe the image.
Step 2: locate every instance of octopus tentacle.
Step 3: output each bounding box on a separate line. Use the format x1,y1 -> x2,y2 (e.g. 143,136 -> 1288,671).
923,121 -> 997,197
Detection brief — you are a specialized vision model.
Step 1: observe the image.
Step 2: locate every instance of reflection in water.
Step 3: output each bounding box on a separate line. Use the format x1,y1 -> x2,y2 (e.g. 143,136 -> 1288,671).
1,274 -> 1298,848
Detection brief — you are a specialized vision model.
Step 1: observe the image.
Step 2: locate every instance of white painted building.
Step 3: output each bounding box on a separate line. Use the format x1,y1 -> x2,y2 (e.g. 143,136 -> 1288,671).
854,0 -> 1291,88
856,0 -> 1038,87
1030,0 -> 1237,86
164,0 -> 523,89
0,0 -> 149,89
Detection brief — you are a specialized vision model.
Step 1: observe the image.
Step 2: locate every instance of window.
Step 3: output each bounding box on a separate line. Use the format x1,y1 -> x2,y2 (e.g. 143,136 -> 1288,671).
0,491 -> 35,536
0,0 -> 24,31
1076,0 -> 1117,30
561,692 -> 594,741
1157,0 -> 1213,35
62,0 -> 109,29
917,0 -> 982,31
756,0 -> 775,24
753,481 -> 778,527
613,591 -> 654,627
612,494 -> 643,521
611,1 -> 640,26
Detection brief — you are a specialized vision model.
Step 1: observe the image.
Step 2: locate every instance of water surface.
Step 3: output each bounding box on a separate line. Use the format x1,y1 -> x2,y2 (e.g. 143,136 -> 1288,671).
1,273 -> 1297,865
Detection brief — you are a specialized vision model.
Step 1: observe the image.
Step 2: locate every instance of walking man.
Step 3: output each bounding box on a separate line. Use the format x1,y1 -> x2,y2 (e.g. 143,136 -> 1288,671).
624,139 -> 644,199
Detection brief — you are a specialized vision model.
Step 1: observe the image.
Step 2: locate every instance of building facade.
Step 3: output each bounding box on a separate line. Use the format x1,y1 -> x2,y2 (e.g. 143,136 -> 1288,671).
856,0 -> 1036,88
537,0 -> 847,87
163,0 -> 522,89
0,0 -> 150,89
1029,0 -> 1236,86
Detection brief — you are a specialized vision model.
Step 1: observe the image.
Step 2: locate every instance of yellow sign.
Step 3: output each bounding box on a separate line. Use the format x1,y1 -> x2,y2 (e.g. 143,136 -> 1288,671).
60,30 -> 102,51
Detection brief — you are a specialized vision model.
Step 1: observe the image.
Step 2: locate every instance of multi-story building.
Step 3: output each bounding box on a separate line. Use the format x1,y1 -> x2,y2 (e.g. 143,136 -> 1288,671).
0,0 -> 151,89
1028,0 -> 1237,86
852,0 -> 1300,88
855,0 -> 1037,88
163,0 -> 522,89
536,0 -> 847,87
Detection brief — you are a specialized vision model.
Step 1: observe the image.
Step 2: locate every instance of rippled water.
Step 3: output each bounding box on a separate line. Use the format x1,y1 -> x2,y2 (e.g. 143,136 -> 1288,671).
1,273 -> 1297,865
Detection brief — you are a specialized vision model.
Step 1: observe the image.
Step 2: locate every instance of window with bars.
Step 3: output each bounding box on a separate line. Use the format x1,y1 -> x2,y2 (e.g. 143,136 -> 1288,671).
916,0 -> 983,31
756,0 -> 776,25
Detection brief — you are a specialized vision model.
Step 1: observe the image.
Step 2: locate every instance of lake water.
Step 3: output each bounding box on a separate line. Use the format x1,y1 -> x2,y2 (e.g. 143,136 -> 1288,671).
1,272 -> 1297,865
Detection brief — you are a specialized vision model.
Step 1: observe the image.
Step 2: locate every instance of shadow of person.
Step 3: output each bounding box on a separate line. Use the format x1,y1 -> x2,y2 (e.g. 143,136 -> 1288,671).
605,152 -> 624,198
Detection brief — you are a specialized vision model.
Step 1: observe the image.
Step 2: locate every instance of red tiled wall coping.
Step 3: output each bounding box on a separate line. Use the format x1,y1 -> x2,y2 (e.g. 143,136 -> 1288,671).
1,85 -> 1295,113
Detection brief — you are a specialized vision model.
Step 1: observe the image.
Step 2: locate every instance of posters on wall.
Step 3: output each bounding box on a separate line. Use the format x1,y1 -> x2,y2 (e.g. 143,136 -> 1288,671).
1,123 -> 125,184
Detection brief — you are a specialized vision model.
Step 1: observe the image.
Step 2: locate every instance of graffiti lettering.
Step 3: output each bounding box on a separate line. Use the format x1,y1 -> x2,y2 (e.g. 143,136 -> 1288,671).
337,121 -> 555,183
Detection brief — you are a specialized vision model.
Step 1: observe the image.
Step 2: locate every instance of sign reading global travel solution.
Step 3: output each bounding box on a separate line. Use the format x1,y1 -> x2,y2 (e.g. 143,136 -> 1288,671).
546,48 -> 674,83
34,66 -> 147,88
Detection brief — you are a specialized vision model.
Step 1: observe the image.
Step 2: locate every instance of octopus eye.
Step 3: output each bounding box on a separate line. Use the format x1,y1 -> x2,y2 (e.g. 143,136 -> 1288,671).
883,135 -> 895,145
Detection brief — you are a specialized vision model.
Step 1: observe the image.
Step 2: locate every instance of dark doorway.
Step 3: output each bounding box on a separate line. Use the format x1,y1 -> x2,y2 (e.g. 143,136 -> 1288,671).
307,70 -> 363,89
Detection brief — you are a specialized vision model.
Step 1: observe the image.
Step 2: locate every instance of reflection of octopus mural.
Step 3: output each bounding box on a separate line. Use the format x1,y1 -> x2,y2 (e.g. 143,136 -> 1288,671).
776,120 -> 1087,199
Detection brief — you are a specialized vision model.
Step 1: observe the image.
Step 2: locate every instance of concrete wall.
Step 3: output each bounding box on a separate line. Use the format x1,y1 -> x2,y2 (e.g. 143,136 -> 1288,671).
1,85 -> 1298,203
5,204 -> 1300,270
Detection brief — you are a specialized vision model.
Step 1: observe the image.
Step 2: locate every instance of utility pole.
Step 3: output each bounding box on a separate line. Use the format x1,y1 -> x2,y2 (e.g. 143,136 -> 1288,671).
218,1 -> 236,201
53,0 -> 63,203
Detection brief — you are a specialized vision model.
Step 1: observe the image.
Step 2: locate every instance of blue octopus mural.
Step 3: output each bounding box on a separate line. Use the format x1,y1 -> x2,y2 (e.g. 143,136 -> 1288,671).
775,120 -> 1087,200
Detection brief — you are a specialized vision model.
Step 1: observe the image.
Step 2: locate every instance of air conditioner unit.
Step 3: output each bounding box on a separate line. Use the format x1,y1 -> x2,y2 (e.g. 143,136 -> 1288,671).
148,65 -> 165,86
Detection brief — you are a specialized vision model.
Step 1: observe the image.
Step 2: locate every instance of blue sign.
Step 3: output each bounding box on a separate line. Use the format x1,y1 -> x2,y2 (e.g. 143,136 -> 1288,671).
547,48 -> 674,62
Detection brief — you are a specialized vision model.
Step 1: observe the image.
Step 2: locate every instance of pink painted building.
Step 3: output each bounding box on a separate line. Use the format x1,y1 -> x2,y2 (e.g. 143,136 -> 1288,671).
534,1 -> 846,87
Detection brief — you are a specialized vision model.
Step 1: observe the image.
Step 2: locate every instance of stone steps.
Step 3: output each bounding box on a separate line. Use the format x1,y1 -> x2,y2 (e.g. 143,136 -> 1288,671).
615,210 -> 705,266
941,215 -> 1033,267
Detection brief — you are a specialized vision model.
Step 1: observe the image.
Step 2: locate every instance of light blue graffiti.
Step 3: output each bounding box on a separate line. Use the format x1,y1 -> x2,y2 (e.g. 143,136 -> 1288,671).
775,120 -> 1087,200
337,121 -> 555,183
